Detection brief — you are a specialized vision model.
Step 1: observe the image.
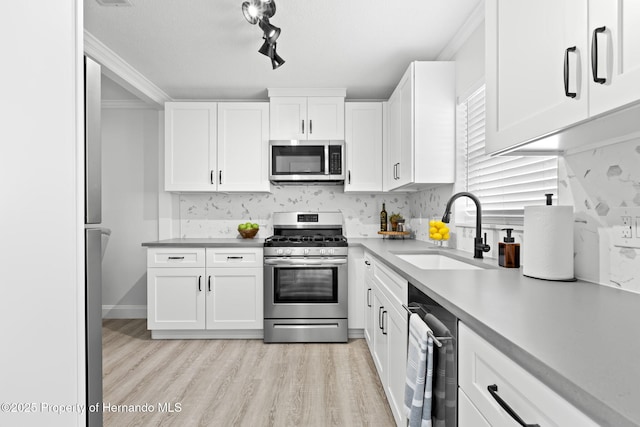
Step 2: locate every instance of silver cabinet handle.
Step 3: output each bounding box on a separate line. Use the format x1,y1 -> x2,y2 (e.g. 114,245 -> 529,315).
198,276 -> 202,292
367,288 -> 371,307
301,119 -> 305,134
208,276 -> 211,292
227,256 -> 244,260
219,170 -> 222,185
168,256 -> 184,260
348,170 -> 351,184
309,119 -> 313,134
210,170 -> 214,185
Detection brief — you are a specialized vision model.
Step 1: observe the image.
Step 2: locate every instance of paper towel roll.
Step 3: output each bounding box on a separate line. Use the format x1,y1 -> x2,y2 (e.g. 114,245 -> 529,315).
523,205 -> 574,280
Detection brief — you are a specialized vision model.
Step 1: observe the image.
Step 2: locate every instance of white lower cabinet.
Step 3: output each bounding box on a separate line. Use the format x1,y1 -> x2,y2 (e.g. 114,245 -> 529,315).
363,252 -> 375,351
147,247 -> 263,337
458,388 -> 491,427
365,252 -> 408,427
458,322 -> 597,427
205,267 -> 263,330
147,267 -> 206,330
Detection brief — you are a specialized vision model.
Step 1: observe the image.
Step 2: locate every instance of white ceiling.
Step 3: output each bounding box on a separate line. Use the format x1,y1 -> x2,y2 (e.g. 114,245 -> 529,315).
85,0 -> 483,101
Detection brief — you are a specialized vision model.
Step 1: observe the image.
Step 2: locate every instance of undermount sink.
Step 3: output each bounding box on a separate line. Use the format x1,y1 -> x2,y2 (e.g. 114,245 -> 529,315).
394,253 -> 484,270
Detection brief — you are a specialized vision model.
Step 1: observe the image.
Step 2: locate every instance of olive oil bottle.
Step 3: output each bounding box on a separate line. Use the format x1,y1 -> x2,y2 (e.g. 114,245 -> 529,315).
380,203 -> 388,231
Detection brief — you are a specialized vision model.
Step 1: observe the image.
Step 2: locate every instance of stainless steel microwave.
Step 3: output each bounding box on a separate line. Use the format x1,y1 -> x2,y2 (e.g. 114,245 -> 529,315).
269,140 -> 345,184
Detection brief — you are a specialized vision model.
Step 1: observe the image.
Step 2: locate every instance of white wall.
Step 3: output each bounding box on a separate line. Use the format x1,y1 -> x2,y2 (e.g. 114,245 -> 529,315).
101,107 -> 160,318
0,2 -> 83,426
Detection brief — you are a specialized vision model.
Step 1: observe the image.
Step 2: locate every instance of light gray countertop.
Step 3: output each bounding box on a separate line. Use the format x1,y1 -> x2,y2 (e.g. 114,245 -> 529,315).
349,238 -> 640,427
142,238 -> 265,248
141,237 -> 639,426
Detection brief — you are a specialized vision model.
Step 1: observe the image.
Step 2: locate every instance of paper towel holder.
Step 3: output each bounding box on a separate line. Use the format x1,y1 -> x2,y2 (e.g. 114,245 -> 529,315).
523,193 -> 577,282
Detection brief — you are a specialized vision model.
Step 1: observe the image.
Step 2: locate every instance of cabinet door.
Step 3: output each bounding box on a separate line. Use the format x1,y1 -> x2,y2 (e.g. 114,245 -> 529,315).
205,267 -> 263,330
385,304 -> 408,426
217,103 -> 270,192
385,88 -> 401,191
485,0 -> 588,155
589,0 -> 640,116
269,97 -> 307,140
363,256 -> 375,350
347,247 -> 364,330
165,102 -> 217,191
147,267 -> 206,330
371,289 -> 388,384
307,96 -> 345,140
345,102 -> 383,192
396,66 -> 414,188
459,388 -> 491,427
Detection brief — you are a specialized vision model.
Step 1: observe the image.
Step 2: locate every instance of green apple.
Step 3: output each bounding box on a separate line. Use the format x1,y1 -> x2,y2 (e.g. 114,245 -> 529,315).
238,223 -> 247,230
251,223 -> 259,229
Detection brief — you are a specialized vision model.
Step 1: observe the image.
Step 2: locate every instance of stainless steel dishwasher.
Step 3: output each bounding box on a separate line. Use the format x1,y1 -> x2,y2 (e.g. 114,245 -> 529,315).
406,283 -> 458,427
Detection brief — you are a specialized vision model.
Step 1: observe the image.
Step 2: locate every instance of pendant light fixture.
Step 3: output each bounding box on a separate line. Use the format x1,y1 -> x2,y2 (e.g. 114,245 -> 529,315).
241,0 -> 285,69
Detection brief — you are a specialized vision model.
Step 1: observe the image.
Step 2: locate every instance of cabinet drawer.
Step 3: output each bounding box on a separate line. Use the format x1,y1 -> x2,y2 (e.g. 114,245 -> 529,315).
372,259 -> 407,305
147,248 -> 205,268
206,248 -> 263,268
458,323 -> 597,427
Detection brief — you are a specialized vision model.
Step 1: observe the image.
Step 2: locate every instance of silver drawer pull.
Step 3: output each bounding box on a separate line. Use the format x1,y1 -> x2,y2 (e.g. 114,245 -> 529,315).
227,256 -> 244,260
167,256 -> 185,260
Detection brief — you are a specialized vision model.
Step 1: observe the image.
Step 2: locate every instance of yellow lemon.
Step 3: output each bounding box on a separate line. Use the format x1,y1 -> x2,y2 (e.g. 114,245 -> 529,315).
439,225 -> 449,234
429,227 -> 438,234
435,221 -> 445,228
433,233 -> 442,240
443,233 -> 450,240
429,220 -> 436,227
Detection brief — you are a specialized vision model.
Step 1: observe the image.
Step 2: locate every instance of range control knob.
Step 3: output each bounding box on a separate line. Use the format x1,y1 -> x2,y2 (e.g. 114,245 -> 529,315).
327,248 -> 335,255
320,249 -> 326,255
276,249 -> 284,255
303,248 -> 310,255
285,249 -> 293,255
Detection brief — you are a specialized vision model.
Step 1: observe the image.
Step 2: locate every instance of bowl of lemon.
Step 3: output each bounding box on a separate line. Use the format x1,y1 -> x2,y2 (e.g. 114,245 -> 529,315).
238,222 -> 259,239
429,220 -> 450,242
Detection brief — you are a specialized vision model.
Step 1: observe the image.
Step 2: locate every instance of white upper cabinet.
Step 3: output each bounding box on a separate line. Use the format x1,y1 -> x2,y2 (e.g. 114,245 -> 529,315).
344,102 -> 383,192
268,89 -> 346,140
217,103 -> 269,192
165,102 -> 270,192
588,0 -> 640,116
165,102 -> 217,192
384,61 -> 455,191
485,0 -> 588,155
486,0 -> 640,155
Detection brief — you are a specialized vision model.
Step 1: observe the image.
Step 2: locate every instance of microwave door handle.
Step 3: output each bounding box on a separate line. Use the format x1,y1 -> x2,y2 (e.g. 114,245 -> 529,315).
325,145 -> 330,175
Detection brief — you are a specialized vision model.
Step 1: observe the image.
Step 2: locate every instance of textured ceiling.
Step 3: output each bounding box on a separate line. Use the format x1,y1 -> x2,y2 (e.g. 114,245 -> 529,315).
85,0 -> 482,100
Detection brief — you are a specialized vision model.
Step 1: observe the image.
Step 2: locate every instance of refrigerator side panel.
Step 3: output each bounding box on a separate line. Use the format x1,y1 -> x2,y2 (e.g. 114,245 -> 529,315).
86,228 -> 103,426
85,56 -> 102,224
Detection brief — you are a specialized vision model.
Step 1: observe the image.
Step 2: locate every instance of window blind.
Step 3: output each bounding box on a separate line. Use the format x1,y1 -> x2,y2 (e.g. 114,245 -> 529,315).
459,86 -> 558,225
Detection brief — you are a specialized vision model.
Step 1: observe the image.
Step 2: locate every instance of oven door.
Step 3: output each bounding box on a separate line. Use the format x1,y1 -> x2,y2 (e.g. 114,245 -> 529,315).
264,257 -> 348,319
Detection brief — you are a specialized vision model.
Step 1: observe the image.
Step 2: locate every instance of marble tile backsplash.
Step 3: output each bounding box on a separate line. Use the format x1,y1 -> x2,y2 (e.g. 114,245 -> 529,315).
179,186 -> 411,238
560,138 -> 640,292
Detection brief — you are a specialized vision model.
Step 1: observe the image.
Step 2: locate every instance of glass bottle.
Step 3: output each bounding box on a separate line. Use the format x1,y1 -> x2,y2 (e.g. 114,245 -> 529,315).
380,203 -> 388,231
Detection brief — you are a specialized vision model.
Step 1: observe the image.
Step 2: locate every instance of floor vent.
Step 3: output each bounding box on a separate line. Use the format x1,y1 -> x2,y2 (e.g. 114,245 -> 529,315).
95,0 -> 133,6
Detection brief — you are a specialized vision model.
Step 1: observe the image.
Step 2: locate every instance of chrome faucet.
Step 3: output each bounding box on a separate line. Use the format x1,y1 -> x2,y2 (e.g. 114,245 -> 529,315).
442,191 -> 490,259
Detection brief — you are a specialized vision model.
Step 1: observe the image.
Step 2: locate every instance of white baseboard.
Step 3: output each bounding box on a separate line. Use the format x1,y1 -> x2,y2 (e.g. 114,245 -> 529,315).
102,305 -> 147,319
348,329 -> 365,339
151,329 -> 264,339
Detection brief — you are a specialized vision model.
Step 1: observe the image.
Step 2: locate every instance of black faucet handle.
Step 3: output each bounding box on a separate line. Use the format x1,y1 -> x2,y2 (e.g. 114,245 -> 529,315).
482,233 -> 491,252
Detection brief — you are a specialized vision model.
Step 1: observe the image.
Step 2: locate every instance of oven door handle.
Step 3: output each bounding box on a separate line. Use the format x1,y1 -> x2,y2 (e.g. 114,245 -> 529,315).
264,258 -> 347,266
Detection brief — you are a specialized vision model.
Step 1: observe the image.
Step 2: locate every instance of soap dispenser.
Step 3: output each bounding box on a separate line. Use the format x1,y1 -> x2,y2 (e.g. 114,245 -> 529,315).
499,228 -> 520,268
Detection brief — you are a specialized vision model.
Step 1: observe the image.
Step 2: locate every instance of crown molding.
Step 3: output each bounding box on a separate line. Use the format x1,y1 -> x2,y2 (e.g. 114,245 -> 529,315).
84,30 -> 172,108
437,0 -> 485,61
102,99 -> 155,109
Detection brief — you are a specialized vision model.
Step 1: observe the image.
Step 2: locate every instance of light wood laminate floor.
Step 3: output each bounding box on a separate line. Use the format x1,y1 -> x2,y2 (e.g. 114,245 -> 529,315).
103,319 -> 395,426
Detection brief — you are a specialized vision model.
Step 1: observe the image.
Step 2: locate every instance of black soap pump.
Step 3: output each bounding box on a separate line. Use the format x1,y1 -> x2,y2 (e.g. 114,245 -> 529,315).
498,228 -> 520,268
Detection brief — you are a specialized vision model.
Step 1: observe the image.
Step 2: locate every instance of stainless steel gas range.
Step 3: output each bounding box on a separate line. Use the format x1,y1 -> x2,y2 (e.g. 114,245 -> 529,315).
263,212 -> 348,343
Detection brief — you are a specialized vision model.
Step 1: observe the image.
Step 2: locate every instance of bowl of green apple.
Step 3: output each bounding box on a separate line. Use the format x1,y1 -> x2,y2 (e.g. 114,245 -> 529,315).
238,222 -> 259,238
